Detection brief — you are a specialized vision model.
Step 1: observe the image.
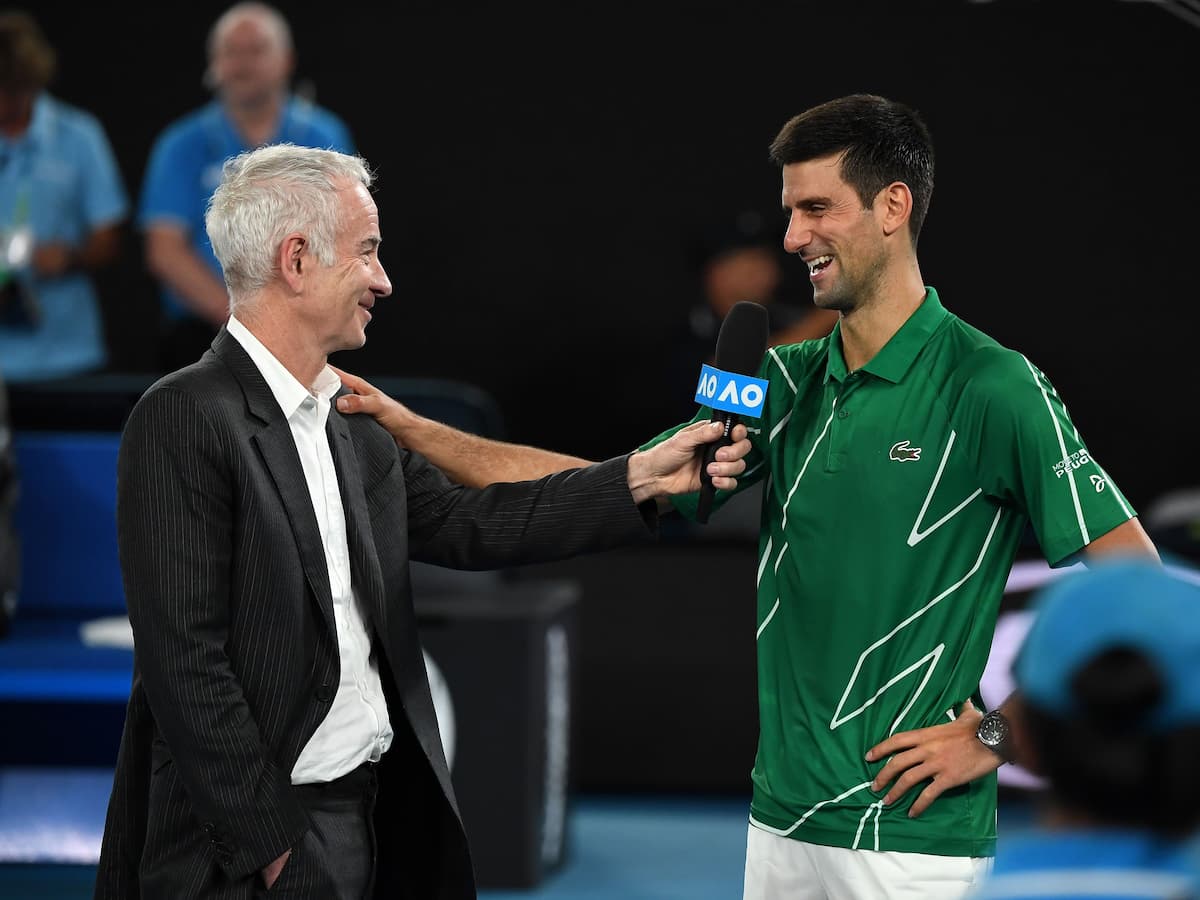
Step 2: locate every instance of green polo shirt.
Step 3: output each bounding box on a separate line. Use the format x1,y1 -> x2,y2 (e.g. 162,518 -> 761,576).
642,287 -> 1134,857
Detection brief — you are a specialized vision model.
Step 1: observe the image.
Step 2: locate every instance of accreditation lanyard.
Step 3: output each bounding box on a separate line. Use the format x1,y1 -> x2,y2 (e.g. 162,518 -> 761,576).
0,134 -> 36,277
0,140 -> 38,328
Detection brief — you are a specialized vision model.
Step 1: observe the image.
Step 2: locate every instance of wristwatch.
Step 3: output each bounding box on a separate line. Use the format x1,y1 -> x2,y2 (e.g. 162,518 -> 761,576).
975,709 -> 1015,763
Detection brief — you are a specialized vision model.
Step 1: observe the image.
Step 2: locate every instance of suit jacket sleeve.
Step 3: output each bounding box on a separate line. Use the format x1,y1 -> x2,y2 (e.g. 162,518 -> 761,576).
397,446 -> 658,569
117,386 -> 308,879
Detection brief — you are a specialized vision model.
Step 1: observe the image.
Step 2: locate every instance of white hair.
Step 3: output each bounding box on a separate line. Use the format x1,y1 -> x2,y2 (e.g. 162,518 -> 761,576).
207,2 -> 293,58
204,143 -> 374,307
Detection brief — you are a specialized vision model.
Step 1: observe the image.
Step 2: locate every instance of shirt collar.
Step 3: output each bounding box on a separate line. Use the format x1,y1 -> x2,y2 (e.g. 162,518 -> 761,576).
0,93 -> 53,152
823,286 -> 948,385
215,94 -> 293,149
28,94 -> 54,145
226,315 -> 341,419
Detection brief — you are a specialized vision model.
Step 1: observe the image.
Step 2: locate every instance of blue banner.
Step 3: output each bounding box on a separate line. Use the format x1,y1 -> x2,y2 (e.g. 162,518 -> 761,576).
693,364 -> 768,418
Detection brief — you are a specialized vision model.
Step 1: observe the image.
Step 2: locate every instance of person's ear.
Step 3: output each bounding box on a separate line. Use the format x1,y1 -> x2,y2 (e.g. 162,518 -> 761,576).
877,182 -> 913,239
278,233 -> 307,292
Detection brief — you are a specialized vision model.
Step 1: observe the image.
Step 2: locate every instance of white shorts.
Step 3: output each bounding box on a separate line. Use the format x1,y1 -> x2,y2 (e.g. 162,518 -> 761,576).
743,822 -> 993,900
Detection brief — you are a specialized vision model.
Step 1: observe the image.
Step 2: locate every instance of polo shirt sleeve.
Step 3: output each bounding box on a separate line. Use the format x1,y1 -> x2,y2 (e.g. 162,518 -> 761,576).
75,114 -> 129,228
323,114 -> 355,155
295,102 -> 355,155
955,348 -> 1136,567
139,124 -> 203,232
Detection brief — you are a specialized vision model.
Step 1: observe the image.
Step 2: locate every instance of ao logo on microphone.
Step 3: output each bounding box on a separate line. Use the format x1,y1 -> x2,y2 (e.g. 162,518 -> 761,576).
694,364 -> 768,418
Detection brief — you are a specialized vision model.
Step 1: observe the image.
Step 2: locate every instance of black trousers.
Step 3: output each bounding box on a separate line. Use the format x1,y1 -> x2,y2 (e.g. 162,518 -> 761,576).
261,763 -> 378,899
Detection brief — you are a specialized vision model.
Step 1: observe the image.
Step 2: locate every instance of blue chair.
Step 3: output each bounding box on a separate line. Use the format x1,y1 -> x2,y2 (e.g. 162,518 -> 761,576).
0,430 -> 131,764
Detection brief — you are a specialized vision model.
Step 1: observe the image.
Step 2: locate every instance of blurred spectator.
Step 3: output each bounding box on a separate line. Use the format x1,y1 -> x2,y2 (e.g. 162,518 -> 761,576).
0,367 -> 16,637
138,1 -> 355,371
647,209 -> 838,539
0,9 -> 128,383
668,208 -> 837,420
970,559 -> 1200,899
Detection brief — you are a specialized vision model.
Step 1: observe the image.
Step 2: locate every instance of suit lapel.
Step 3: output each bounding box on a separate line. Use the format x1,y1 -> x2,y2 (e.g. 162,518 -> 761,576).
326,405 -> 388,630
213,329 -> 336,636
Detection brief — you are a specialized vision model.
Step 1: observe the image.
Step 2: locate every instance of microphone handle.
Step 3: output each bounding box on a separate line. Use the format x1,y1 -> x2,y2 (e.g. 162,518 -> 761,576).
696,411 -> 735,524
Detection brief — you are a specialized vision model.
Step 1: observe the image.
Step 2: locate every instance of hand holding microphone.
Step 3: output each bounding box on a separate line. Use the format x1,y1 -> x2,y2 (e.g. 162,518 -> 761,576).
694,301 -> 770,523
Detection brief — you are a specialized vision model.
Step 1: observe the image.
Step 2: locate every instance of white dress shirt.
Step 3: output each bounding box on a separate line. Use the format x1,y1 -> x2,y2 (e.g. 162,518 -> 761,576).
227,316 -> 393,784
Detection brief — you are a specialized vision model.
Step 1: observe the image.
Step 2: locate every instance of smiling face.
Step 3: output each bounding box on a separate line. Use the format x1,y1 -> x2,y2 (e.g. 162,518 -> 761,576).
780,153 -> 891,314
303,179 -> 392,355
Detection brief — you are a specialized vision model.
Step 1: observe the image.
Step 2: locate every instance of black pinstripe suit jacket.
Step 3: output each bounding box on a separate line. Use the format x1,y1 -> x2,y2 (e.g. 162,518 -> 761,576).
94,328 -> 656,900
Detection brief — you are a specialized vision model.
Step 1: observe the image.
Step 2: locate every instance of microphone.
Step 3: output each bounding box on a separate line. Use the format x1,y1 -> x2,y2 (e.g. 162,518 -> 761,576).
695,301 -> 770,523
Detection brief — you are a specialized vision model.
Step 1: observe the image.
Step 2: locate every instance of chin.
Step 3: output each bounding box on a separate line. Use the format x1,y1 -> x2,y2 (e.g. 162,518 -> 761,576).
814,293 -> 854,314
329,332 -> 367,355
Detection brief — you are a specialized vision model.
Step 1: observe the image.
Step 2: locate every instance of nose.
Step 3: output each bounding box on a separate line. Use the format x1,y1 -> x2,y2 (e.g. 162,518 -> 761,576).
371,257 -> 392,299
782,213 -> 811,256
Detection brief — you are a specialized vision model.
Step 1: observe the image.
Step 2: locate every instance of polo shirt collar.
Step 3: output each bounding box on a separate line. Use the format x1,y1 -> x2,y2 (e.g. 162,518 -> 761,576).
28,94 -> 56,145
1,93 -> 54,152
824,286 -> 948,385
216,94 -> 294,149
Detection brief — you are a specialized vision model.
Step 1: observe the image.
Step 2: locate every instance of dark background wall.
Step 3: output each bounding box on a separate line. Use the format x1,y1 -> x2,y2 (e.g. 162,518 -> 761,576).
39,0 -> 1197,514
17,0 -> 1198,796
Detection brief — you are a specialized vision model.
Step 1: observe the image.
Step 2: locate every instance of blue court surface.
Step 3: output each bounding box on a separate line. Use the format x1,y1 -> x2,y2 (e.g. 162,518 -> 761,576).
0,768 -> 751,900
0,767 -> 1037,899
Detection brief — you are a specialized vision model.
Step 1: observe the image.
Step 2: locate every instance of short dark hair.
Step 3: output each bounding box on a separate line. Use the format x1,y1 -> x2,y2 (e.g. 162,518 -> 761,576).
768,94 -> 935,246
1025,646 -> 1200,837
0,10 -> 55,93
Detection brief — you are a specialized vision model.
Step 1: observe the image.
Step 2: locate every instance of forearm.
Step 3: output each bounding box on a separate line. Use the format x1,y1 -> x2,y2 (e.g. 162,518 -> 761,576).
30,225 -> 121,278
76,225 -> 122,271
403,452 -> 654,569
1083,517 -> 1160,563
331,368 -> 596,486
146,232 -> 231,325
398,412 -> 592,487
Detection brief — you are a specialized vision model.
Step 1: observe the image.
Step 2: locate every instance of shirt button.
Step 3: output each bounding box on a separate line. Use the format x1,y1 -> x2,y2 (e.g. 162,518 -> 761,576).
837,409 -> 850,419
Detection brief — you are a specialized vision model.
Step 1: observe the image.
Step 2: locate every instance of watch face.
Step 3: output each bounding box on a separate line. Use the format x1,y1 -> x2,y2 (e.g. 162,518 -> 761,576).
978,712 -> 1009,747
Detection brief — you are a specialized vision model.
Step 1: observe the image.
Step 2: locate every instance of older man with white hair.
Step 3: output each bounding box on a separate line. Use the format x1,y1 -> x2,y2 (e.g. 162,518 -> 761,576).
95,143 -> 753,900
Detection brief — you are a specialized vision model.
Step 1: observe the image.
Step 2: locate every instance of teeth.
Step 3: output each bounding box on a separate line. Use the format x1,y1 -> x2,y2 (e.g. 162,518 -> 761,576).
807,255 -> 833,274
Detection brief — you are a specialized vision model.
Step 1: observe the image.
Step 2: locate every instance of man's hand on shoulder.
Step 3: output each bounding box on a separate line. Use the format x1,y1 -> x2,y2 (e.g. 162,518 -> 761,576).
332,366 -> 424,445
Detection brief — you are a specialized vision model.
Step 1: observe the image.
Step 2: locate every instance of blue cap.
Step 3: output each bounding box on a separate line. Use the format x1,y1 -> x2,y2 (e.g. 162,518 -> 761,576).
1014,559 -> 1200,731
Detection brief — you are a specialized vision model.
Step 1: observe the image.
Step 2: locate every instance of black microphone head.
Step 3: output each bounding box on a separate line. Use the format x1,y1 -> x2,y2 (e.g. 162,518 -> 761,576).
713,301 -> 770,375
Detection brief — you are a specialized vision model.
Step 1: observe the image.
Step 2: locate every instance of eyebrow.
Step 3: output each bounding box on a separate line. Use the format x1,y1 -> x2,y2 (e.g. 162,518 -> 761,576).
783,196 -> 834,212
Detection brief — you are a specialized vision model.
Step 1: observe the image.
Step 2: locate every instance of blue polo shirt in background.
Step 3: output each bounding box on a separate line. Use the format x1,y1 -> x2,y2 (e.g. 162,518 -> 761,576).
0,94 -> 128,383
137,95 -> 355,321
970,829 -> 1200,899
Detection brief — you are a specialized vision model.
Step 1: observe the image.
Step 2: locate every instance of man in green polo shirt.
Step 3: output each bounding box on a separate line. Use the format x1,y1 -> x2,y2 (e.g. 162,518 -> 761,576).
329,93 -> 1159,898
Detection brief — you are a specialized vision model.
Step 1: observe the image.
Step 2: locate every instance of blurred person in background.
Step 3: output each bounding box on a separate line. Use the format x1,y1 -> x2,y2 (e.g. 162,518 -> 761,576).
686,208 -> 839,351
0,9 -> 127,383
969,559 -> 1200,899
138,1 -> 354,372
0,366 -> 16,637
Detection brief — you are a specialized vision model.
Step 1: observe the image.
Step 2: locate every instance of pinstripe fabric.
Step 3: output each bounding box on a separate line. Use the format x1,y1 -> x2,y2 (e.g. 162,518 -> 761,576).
94,328 -> 657,900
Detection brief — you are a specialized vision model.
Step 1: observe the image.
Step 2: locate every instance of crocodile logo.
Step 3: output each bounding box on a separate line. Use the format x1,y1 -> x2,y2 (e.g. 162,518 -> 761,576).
889,440 -> 922,462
